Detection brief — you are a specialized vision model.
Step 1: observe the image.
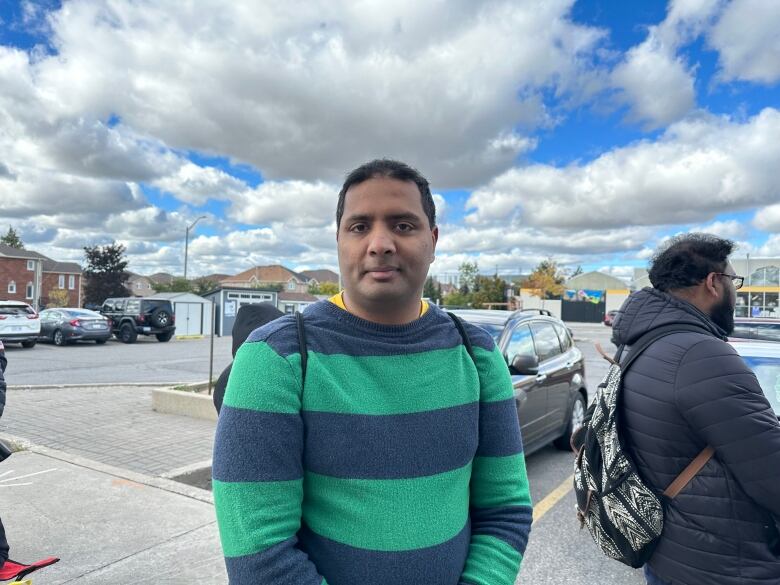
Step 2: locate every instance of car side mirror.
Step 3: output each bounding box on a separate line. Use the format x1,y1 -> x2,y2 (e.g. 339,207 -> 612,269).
510,354 -> 539,375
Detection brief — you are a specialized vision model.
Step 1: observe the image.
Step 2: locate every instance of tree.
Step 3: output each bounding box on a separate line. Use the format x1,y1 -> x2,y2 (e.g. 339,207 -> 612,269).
154,278 -> 193,293
471,275 -> 509,308
524,259 -> 565,300
192,277 -> 219,295
442,290 -> 471,307
309,281 -> 340,296
423,276 -> 439,303
1,226 -> 24,249
47,289 -> 69,308
83,243 -> 131,306
571,265 -> 584,278
458,261 -> 479,295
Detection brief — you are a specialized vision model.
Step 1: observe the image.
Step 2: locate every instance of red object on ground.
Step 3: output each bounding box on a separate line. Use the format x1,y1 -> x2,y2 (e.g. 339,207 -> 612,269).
0,557 -> 59,581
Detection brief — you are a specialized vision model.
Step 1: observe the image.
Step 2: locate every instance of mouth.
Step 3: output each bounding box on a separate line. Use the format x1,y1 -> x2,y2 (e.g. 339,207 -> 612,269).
364,266 -> 399,279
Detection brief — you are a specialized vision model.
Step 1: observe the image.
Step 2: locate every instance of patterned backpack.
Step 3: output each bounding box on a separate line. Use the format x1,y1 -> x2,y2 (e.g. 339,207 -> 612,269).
572,324 -> 714,568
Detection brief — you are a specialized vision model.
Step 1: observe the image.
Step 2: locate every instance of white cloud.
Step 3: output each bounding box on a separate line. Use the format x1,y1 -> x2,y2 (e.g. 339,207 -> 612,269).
753,204 -> 780,233
466,108 -> 780,229
687,219 -> 746,239
611,29 -> 696,128
709,0 -> 780,84
228,180 -> 338,227
22,0 -> 606,188
154,163 -> 247,206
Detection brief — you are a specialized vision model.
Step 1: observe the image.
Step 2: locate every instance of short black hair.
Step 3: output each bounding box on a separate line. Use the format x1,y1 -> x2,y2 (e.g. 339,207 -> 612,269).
336,159 -> 436,230
649,233 -> 735,292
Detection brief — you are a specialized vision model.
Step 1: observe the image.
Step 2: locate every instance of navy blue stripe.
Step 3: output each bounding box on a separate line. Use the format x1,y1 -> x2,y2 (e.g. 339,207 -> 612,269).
247,301 -> 494,357
471,504 -> 533,554
298,520 -> 470,585
224,536 -> 323,585
477,398 -> 524,457
302,403 -> 478,479
212,406 -> 303,482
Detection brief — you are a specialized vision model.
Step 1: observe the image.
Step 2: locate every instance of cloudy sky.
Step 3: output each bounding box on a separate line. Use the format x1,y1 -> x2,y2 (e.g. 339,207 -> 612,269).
1,0 -> 779,281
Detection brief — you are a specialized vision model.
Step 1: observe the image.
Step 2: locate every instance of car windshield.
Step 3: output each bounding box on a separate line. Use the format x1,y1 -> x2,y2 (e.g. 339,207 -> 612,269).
741,356 -> 780,416
0,305 -> 34,316
66,309 -> 101,318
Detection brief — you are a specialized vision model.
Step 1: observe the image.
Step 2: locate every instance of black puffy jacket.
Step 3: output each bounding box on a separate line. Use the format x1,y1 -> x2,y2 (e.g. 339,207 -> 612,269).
614,288 -> 780,585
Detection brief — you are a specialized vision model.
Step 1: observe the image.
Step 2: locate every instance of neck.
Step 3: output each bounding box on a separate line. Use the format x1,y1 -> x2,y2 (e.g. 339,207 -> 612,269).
667,288 -> 712,318
341,291 -> 421,325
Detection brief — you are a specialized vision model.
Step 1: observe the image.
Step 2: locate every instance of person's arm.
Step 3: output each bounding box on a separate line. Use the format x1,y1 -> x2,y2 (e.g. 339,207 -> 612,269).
0,345 -> 6,418
212,334 -> 326,584
675,338 -> 780,518
460,345 -> 533,585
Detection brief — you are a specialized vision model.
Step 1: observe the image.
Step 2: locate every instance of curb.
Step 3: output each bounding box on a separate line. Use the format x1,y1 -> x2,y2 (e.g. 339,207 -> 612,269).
7,381 -> 209,390
0,431 -> 214,505
152,387 -> 218,421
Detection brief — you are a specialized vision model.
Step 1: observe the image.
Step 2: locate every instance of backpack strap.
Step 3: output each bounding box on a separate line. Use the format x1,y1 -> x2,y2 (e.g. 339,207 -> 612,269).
447,312 -> 475,362
663,445 -> 715,499
295,311 -> 308,386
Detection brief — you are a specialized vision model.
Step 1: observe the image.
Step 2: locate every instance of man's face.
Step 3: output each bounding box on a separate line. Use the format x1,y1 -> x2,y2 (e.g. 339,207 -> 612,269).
337,177 -> 438,317
711,262 -> 737,334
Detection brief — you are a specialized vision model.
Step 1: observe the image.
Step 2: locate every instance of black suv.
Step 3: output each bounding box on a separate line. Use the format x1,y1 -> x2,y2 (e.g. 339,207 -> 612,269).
448,309 -> 587,456
101,297 -> 176,343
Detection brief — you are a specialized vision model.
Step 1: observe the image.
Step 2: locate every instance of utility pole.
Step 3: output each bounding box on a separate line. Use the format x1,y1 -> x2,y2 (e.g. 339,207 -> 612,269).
183,216 -> 207,281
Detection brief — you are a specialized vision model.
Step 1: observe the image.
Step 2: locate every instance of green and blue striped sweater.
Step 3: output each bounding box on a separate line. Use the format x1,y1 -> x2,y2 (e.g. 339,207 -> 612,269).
213,300 -> 533,584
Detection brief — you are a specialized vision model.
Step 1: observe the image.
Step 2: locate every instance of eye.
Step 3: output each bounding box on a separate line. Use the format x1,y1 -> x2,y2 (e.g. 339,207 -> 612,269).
349,223 -> 368,233
395,222 -> 414,232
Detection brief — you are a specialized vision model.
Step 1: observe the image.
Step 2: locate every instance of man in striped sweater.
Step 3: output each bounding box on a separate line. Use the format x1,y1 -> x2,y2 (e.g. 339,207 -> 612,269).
213,159 -> 533,584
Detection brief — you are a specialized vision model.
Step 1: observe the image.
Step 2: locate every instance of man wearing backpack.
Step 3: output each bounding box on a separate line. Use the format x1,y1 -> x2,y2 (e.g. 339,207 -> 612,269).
212,159 -> 533,584
614,234 -> 780,585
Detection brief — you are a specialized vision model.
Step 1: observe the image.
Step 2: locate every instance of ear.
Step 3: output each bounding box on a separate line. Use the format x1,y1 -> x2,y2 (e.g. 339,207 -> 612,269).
704,272 -> 720,298
430,226 -> 439,261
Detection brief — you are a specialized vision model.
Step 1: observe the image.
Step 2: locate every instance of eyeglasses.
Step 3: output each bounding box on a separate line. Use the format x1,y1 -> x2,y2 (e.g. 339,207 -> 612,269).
713,273 -> 744,290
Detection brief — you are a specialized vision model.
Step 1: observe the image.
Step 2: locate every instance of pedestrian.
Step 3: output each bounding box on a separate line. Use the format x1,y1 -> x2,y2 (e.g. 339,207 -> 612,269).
212,302 -> 283,414
0,340 -> 8,570
613,234 -> 780,585
212,159 -> 533,584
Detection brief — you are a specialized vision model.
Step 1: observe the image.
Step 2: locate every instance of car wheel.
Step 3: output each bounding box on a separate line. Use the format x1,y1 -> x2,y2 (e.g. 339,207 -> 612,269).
554,393 -> 586,451
53,329 -> 66,346
119,323 -> 137,344
95,338 -> 107,345
155,331 -> 174,342
150,308 -> 172,329
21,340 -> 36,348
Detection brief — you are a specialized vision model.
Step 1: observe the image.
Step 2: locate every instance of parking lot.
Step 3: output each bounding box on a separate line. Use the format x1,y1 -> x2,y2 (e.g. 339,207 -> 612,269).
3,334 -> 234,386
2,320 -> 645,583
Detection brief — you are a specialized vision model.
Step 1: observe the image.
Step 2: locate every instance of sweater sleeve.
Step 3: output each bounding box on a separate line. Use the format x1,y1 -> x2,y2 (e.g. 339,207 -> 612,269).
675,338 -> 780,518
212,337 -> 326,585
0,350 -> 6,418
460,345 -> 533,585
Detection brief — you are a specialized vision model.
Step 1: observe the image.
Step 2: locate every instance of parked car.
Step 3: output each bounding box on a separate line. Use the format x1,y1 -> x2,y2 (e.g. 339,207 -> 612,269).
449,309 -> 587,455
38,308 -> 112,345
100,297 -> 176,343
731,317 -> 780,343
603,310 -> 619,327
0,300 -> 40,348
729,340 -> 780,417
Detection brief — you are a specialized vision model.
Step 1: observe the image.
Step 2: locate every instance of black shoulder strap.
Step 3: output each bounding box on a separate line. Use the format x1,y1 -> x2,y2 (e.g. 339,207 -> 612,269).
295,312 -> 308,386
618,323 -> 707,373
447,312 -> 475,362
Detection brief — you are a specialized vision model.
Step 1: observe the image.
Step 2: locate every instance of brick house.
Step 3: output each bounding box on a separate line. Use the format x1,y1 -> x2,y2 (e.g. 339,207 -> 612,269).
0,243 -> 83,309
220,265 -> 312,293
126,272 -> 156,297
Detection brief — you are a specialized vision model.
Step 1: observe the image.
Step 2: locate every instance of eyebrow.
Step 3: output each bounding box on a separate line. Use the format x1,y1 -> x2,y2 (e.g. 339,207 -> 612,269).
343,212 -> 423,223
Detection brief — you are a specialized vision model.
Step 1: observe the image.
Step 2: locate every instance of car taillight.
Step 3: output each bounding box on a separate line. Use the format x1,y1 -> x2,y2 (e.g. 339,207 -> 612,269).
171,314 -> 175,324
137,314 -> 145,323
0,316 -> 6,320
69,319 -> 82,327
27,313 -> 39,320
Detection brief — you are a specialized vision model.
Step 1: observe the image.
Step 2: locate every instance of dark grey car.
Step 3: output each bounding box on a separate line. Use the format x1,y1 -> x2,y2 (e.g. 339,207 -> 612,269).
38,308 -> 112,346
450,309 -> 588,455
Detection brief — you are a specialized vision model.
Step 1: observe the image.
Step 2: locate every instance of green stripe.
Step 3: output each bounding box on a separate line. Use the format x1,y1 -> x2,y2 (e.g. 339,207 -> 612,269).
213,479 -> 303,558
302,463 -> 472,551
460,534 -> 522,584
302,347 -> 480,414
474,346 -> 515,403
223,342 -> 302,413
470,454 -> 532,509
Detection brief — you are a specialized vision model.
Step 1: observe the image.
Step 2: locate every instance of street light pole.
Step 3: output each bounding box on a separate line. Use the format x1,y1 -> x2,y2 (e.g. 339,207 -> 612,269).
184,215 -> 207,281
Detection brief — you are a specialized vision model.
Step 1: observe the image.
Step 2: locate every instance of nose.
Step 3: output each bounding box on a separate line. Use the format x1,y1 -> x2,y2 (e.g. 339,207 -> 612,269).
367,226 -> 396,256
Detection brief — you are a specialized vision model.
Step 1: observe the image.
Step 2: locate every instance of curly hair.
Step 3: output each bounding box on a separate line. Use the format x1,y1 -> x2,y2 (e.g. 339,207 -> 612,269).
649,233 -> 735,292
336,159 -> 436,230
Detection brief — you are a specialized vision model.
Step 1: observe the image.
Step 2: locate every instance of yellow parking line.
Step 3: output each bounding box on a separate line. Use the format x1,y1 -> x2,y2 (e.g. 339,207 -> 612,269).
533,474 -> 574,522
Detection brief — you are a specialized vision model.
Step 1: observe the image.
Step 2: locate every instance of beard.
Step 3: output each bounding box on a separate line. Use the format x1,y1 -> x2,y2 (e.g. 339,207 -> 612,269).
710,293 -> 735,335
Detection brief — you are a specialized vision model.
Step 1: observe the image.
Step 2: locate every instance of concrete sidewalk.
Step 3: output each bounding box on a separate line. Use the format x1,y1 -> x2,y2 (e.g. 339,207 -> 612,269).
0,445 -> 226,584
